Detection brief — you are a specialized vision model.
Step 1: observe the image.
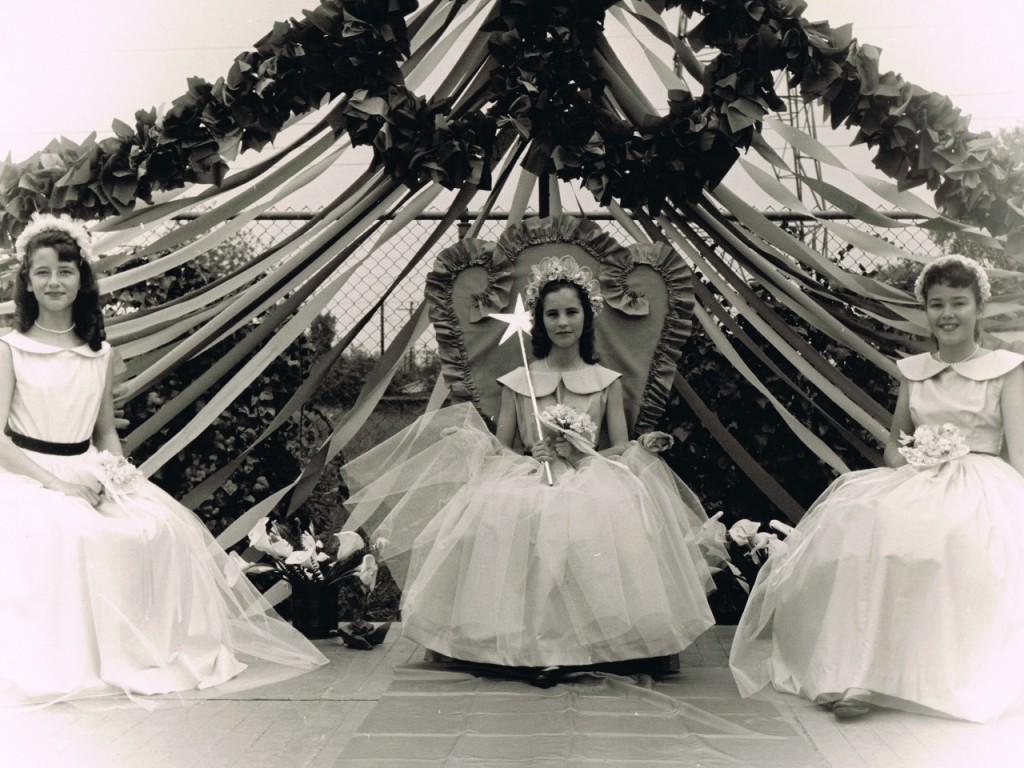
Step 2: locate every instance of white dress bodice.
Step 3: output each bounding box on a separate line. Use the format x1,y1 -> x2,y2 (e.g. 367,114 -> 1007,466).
2,331 -> 109,444
897,349 -> 1024,455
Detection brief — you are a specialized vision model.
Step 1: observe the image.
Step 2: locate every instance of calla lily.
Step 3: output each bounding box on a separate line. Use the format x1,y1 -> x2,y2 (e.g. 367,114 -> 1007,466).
769,519 -> 803,545
335,531 -> 365,563
262,536 -> 295,560
356,554 -> 379,591
700,511 -> 728,543
247,516 -> 272,549
223,551 -> 275,587
223,551 -> 248,587
247,516 -> 296,559
765,537 -> 789,559
748,532 -> 781,564
286,543 -> 328,568
728,519 -> 761,547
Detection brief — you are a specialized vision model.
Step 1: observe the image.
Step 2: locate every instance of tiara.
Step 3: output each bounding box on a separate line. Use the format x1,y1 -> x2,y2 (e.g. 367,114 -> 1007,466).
14,213 -> 96,264
523,255 -> 604,314
913,253 -> 991,304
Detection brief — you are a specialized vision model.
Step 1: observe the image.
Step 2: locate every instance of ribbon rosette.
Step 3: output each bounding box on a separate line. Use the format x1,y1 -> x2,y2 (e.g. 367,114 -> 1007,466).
898,423 -> 971,467
638,431 -> 674,453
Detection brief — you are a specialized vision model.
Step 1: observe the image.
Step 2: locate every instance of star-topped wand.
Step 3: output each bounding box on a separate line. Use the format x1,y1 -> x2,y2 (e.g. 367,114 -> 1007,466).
489,294 -> 554,486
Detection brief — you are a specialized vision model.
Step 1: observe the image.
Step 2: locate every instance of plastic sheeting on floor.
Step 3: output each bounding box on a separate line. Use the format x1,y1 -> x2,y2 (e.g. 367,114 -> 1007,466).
337,663 -> 825,766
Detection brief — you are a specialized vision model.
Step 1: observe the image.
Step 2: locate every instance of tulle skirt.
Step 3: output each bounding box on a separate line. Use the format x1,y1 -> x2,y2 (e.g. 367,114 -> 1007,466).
729,455 -> 1024,722
342,403 -> 724,667
0,448 -> 327,708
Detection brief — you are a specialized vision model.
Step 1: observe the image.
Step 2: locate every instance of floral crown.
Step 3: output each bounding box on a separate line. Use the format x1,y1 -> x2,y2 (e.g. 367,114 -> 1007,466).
913,253 -> 991,304
523,255 -> 604,314
14,213 -> 96,264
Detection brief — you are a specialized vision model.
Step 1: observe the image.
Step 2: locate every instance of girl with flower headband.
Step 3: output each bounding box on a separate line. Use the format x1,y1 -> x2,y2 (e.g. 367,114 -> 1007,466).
0,215 -> 326,707
342,254 -> 725,686
730,254 -> 1024,722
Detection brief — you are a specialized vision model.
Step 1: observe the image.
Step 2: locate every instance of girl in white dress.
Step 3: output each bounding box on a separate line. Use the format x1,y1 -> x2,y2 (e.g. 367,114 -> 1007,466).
729,254 -> 1024,722
342,256 -> 725,684
0,215 -> 326,707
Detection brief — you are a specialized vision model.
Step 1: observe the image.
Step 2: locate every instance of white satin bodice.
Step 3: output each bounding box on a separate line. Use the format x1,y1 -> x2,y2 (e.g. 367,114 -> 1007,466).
1,331 -> 109,443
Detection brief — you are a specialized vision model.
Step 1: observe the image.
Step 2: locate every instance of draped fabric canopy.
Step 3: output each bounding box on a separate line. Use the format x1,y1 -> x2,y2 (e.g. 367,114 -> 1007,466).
1,0 -> 1021,539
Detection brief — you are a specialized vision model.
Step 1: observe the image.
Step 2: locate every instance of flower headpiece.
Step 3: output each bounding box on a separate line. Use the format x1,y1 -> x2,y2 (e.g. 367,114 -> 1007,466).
523,255 -> 604,314
14,213 -> 96,264
913,254 -> 991,305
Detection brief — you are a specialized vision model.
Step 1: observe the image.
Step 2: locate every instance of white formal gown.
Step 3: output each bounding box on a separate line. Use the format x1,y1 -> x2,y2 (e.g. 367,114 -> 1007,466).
0,332 -> 327,707
730,350 -> 1024,722
342,364 -> 725,667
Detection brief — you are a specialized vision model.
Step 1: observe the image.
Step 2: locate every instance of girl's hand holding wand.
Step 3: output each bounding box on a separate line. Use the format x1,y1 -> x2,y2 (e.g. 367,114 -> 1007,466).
529,439 -> 556,464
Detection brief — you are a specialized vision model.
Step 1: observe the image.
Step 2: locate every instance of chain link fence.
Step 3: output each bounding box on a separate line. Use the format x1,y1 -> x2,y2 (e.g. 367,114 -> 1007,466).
117,207 -> 944,459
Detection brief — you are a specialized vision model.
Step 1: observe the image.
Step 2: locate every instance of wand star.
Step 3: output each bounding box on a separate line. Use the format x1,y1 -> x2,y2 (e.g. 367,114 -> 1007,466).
489,294 -> 533,345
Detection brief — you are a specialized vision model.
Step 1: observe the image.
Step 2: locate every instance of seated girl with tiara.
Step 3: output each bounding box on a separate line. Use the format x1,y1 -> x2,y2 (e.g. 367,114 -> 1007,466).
729,254 -> 1024,722
341,254 -> 726,686
0,215 -> 327,707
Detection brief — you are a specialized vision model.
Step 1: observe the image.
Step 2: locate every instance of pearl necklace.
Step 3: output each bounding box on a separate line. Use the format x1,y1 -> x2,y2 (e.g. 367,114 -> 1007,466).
938,343 -> 979,366
34,320 -> 76,334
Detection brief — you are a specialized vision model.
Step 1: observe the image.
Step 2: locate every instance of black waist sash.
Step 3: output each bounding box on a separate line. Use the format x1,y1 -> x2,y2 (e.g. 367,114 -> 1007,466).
6,428 -> 89,456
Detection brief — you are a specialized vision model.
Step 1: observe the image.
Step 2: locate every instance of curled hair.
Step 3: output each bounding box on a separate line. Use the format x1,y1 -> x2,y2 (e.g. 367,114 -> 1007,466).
914,254 -> 990,306
531,279 -> 598,363
15,228 -> 105,351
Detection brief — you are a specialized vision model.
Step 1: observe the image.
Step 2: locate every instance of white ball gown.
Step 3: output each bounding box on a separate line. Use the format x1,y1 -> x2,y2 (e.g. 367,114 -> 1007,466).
729,349 -> 1024,722
342,363 -> 726,667
0,332 -> 327,707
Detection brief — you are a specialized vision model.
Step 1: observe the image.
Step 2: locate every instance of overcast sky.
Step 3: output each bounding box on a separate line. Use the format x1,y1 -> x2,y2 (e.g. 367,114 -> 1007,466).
0,0 -> 1020,208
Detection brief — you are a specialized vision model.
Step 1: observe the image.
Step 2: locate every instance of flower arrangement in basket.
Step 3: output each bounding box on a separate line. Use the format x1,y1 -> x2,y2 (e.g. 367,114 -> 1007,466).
898,423 -> 970,467
226,517 -> 391,646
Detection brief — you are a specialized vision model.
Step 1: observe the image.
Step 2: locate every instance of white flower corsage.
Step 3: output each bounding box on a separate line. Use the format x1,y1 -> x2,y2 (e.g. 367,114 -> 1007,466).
94,450 -> 145,495
898,423 -> 970,467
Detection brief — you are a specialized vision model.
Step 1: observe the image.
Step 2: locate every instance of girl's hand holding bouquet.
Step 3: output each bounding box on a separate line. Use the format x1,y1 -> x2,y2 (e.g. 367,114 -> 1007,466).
539,403 -> 599,460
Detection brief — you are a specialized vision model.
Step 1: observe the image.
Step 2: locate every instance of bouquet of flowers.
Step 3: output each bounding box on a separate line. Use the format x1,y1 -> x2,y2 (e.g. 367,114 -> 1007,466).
94,450 -> 145,496
898,423 -> 970,467
540,403 -> 598,451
